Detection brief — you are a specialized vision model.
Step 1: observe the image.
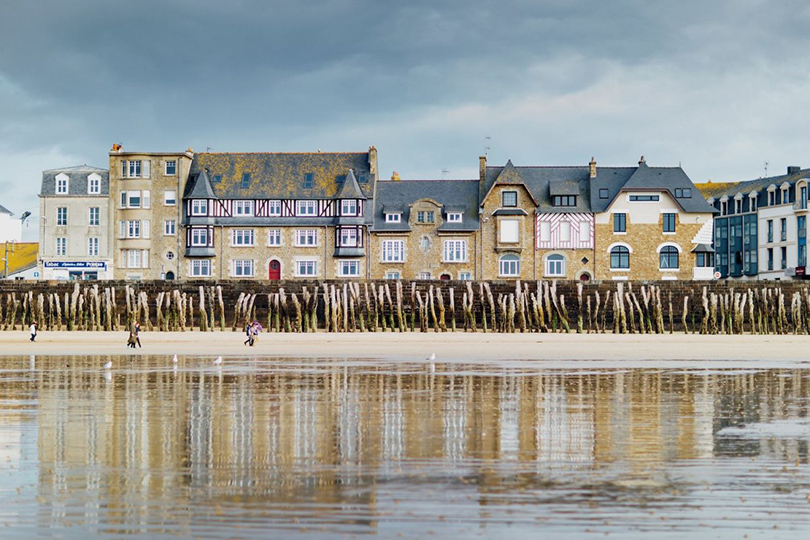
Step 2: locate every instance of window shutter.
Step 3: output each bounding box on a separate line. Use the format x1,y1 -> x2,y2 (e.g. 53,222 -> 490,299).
142,250 -> 149,268
143,220 -> 150,239
121,160 -> 127,178
143,160 -> 150,178
143,190 -> 151,208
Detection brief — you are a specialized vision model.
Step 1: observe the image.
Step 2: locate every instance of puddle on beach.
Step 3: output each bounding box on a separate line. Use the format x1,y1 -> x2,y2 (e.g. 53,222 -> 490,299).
0,355 -> 809,539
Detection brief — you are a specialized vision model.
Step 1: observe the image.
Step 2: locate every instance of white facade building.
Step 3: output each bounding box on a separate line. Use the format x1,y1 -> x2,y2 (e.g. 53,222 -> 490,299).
0,204 -> 22,243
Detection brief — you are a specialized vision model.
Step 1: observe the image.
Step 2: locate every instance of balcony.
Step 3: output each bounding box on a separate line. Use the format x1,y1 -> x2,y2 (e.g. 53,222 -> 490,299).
692,267 -> 715,280
794,200 -> 808,212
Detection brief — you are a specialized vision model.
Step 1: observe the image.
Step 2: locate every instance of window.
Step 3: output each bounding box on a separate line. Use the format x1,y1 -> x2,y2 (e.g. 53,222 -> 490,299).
781,188 -> 789,204
212,175 -> 222,184
614,213 -> 626,233
696,252 -> 714,267
579,221 -> 590,240
125,160 -> 142,178
88,237 -> 99,256
610,246 -> 630,269
339,227 -> 358,247
125,249 -> 148,268
781,247 -> 787,269
232,229 -> 255,246
385,213 -> 401,223
386,271 -> 401,280
559,222 -> 571,242
268,200 -> 281,216
382,240 -> 405,262
683,188 -> 691,198
420,236 -> 431,251
192,199 -> 207,216
127,220 -> 141,238
335,174 -> 346,184
233,259 -> 254,277
663,213 -> 676,233
767,248 -> 774,270
659,246 -> 679,269
545,254 -> 565,276
339,260 -> 360,277
539,222 -> 551,242
781,218 -> 787,241
552,195 -> 576,207
750,195 -> 757,212
358,174 -> 368,183
296,260 -> 317,276
88,176 -> 100,194
56,237 -> 66,256
121,190 -> 142,208
675,188 -> 683,198
191,228 -> 209,246
720,200 -> 728,215
735,199 -> 742,214
295,229 -> 318,246
234,200 -> 253,216
502,191 -> 517,207
418,272 -> 431,280
499,254 -> 520,276
443,240 -> 467,262
303,173 -> 314,188
769,191 -> 775,206
459,272 -> 472,281
89,207 -> 99,226
767,220 -> 773,243
629,195 -> 659,201
341,199 -> 357,215
599,188 -> 609,199
164,220 -> 176,236
267,229 -> 281,246
164,190 -> 177,206
56,207 -> 67,226
417,210 -> 435,223
165,160 -> 177,176
241,173 -> 251,189
499,219 -> 519,243
56,176 -> 68,194
297,200 -> 316,215
191,260 -> 211,277
447,212 -> 463,223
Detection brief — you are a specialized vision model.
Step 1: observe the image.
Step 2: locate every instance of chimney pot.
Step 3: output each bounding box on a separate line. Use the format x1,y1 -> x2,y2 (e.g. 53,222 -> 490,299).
589,156 -> 597,178
638,155 -> 646,166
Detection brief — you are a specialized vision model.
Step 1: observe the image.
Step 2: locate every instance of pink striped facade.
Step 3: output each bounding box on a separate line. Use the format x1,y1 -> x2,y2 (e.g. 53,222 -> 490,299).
535,213 -> 594,250
186,198 -> 364,218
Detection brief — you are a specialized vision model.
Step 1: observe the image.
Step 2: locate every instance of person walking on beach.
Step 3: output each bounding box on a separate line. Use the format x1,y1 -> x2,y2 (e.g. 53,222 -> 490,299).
133,321 -> 142,348
244,322 -> 254,346
29,321 -> 37,342
250,322 -> 259,347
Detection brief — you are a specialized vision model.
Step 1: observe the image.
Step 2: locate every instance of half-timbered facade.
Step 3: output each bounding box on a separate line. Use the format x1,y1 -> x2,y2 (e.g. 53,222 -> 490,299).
182,149 -> 377,280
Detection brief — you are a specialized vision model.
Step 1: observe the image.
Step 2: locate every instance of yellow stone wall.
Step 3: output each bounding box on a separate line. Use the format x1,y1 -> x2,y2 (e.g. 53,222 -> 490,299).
479,184 -> 536,280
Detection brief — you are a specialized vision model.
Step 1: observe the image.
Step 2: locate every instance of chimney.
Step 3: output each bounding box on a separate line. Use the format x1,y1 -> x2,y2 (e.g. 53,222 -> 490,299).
368,145 -> 378,178
589,156 -> 597,179
391,171 -> 400,181
638,155 -> 646,166
479,155 -> 487,184
788,165 -> 801,175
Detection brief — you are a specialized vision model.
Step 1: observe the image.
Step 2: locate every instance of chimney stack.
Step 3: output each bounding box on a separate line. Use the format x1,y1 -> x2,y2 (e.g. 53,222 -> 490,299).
368,145 -> 378,178
391,171 -> 400,181
788,165 -> 801,175
589,156 -> 597,179
638,155 -> 646,166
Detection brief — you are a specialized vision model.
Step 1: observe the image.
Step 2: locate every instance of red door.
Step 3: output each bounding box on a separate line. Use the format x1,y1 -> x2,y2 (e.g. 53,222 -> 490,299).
268,260 -> 281,280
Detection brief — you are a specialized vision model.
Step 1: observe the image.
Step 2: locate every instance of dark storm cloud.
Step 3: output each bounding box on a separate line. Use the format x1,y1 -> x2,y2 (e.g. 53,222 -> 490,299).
3,1 -> 810,239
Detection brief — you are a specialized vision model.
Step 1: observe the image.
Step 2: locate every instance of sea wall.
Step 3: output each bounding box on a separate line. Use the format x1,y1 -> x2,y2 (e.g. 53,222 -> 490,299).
1,279 -> 809,335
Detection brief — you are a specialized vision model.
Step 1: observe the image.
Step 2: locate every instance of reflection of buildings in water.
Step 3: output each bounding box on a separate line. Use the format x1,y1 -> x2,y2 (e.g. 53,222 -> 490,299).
535,376 -> 595,466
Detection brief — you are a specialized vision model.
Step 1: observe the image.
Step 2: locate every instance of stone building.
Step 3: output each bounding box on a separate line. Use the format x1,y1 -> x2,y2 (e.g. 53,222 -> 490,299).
109,147 -> 194,280
38,165 -> 113,280
591,157 -> 715,280
369,179 -> 479,280
181,149 -> 378,280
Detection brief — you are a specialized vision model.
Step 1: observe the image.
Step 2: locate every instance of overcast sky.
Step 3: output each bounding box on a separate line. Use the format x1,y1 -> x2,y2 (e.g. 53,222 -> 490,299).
3,0 -> 810,240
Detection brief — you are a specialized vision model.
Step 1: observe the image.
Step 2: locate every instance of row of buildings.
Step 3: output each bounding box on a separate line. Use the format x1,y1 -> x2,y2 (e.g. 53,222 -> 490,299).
36,145 -> 718,281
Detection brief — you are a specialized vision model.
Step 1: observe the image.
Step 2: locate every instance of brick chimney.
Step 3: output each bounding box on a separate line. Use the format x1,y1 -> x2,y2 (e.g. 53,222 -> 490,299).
368,145 -> 378,178
589,156 -> 597,179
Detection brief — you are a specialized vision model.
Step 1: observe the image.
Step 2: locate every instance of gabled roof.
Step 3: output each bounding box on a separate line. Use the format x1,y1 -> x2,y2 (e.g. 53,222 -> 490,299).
334,169 -> 367,200
184,168 -> 217,199
187,152 -> 375,199
0,204 -> 12,215
40,165 -> 109,196
482,163 -> 588,212
372,179 -> 480,233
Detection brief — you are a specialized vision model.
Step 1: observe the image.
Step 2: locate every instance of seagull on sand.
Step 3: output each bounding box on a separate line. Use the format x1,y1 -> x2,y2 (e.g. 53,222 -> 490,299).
103,360 -> 112,369
213,356 -> 223,366
426,352 -> 436,373
172,354 -> 179,364
427,353 -> 436,362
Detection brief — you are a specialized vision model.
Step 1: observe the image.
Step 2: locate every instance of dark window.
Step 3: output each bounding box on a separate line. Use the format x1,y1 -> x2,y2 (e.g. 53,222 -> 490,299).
629,195 -> 659,201
683,188 -> 691,197
663,213 -> 676,233
659,246 -> 679,269
767,220 -> 773,242
781,246 -> 787,269
781,218 -> 787,241
502,191 -> 517,207
610,246 -> 630,269
212,175 -> 222,184
799,216 -> 806,238
552,195 -> 576,206
304,173 -> 314,188
358,174 -> 368,183
614,213 -> 626,233
675,188 -> 683,197
241,173 -> 251,189
599,188 -> 609,199
335,174 -> 346,184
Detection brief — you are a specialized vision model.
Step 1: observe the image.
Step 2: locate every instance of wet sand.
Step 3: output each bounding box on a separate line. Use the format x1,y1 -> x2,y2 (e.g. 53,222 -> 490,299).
4,331 -> 810,364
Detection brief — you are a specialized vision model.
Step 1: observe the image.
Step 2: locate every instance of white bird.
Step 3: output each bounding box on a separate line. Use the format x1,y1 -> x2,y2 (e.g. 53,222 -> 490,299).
103,361 -> 112,369
427,353 -> 436,361
172,354 -> 179,364
213,356 -> 223,366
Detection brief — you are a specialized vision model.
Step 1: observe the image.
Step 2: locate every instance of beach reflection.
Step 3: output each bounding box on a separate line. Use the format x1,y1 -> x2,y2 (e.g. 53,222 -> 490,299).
0,357 -> 808,538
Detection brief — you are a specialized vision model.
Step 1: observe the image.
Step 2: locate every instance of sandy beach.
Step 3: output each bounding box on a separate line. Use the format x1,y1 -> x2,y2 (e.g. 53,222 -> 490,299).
3,330 -> 810,366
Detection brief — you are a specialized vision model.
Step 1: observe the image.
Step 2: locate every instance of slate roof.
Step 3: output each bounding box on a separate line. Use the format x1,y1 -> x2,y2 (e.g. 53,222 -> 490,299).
694,181 -> 743,200
334,169 -> 367,200
187,152 -> 375,200
372,179 -> 480,233
0,204 -> 12,215
40,165 -> 109,196
482,164 -> 591,213
698,168 -> 810,199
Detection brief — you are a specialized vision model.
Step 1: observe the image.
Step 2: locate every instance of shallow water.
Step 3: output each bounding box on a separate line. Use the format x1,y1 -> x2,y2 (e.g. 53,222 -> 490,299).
1,355 -> 809,539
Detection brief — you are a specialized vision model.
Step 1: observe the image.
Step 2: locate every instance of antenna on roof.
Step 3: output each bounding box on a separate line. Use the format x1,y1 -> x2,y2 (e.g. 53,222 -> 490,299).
764,161 -> 769,177
484,136 -> 491,157
441,168 -> 449,180
206,147 -> 213,152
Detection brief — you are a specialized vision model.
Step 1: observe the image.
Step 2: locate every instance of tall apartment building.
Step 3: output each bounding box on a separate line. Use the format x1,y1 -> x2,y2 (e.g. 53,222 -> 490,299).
109,147 -> 194,280
38,165 -> 113,280
181,149 -> 378,280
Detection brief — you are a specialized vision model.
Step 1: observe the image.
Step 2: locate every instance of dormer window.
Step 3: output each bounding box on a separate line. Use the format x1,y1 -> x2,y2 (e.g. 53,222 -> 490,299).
502,191 -> 517,207
241,173 -> 251,189
385,213 -> 401,223
552,195 -> 576,207
87,174 -> 100,194
750,193 -> 757,212
56,174 -> 68,194
768,186 -> 776,205
599,188 -> 609,199
191,200 -> 208,216
358,174 -> 368,183
212,175 -> 222,184
781,186 -> 789,204
735,198 -> 742,214
335,174 -> 346,184
303,173 -> 314,188
447,212 -> 463,223
674,188 -> 692,198
417,211 -> 435,224
720,200 -> 728,215
341,199 -> 357,216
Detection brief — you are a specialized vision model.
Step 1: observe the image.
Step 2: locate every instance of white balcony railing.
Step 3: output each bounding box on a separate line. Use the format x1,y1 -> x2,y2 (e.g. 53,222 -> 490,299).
693,267 -> 715,280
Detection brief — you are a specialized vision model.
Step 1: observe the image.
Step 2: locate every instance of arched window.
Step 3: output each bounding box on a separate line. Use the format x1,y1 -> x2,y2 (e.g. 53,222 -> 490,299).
499,254 -> 520,277
659,246 -> 679,269
610,246 -> 630,269
545,254 -> 565,277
